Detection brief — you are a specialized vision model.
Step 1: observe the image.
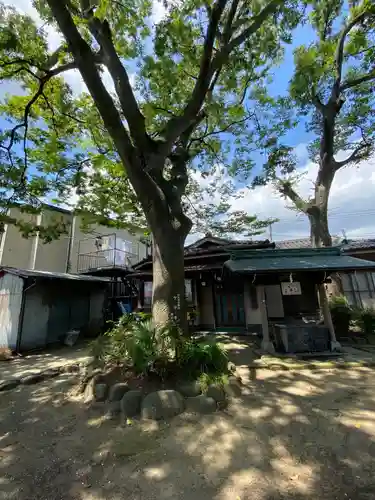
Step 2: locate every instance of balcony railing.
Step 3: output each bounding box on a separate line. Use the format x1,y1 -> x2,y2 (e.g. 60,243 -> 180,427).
77,233 -> 140,273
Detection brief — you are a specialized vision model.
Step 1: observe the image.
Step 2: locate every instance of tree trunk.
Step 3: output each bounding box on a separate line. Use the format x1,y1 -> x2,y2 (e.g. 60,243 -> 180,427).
308,170 -> 333,248
151,227 -> 189,334
308,205 -> 332,248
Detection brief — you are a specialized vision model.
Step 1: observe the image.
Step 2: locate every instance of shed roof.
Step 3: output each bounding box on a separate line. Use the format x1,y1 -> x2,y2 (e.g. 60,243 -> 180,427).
0,267 -> 110,283
225,247 -> 375,274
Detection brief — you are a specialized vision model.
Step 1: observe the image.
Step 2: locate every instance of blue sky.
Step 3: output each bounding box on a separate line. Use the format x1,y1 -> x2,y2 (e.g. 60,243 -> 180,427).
1,0 -> 375,244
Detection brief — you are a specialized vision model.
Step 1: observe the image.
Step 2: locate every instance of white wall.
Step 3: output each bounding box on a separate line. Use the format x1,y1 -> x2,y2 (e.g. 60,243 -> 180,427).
34,209 -> 72,272
0,273 -> 24,349
0,207 -> 147,274
0,208 -> 38,268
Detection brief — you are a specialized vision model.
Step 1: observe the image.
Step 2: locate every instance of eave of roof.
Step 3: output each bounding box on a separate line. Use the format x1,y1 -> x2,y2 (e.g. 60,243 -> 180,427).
1,266 -> 110,283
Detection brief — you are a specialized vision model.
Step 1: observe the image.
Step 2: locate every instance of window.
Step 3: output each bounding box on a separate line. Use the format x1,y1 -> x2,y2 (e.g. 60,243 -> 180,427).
143,280 -> 193,307
144,282 -> 152,306
341,272 -> 375,308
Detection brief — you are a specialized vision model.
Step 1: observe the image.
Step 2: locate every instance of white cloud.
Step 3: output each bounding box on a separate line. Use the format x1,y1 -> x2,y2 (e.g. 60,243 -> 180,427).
151,1 -> 167,24
188,153 -> 375,243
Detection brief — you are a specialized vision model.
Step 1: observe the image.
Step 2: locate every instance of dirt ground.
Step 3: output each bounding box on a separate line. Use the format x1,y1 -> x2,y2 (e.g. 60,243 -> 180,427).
0,345 -> 92,384
1,352 -> 375,500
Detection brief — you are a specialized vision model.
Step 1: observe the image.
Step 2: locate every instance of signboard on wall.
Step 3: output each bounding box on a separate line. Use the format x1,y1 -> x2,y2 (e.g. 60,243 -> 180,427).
281,282 -> 302,296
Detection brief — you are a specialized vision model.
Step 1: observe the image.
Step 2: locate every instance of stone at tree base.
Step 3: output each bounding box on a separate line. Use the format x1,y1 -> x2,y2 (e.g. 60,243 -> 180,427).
108,382 -> 129,402
106,400 -> 122,419
21,373 -> 44,385
185,394 -> 217,414
41,368 -> 60,380
224,376 -> 242,397
206,385 -> 227,404
176,380 -> 201,397
0,379 -> 20,392
228,361 -> 236,373
62,363 -> 80,373
84,375 -> 108,403
141,390 -> 185,420
121,390 -> 143,417
94,383 -> 108,402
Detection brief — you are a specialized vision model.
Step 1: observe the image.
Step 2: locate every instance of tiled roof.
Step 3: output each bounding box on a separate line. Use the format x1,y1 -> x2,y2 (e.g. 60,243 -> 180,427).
275,236 -> 342,249
226,247 -> 375,273
133,239 -> 274,270
275,237 -> 375,252
341,239 -> 375,251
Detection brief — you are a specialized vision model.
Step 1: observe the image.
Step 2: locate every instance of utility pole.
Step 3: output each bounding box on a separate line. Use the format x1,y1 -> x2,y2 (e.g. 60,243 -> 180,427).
269,222 -> 273,242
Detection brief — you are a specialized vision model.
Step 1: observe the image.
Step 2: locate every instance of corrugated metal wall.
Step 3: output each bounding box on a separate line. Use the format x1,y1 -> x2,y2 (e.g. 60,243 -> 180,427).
0,273 -> 24,349
19,284 -> 49,350
19,280 -> 106,350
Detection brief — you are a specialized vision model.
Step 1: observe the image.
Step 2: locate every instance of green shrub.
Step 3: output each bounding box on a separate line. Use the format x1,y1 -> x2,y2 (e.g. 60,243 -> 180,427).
357,307 -> 375,336
197,372 -> 229,393
90,316 -> 228,380
178,338 -> 228,376
90,314 -> 179,377
329,295 -> 351,338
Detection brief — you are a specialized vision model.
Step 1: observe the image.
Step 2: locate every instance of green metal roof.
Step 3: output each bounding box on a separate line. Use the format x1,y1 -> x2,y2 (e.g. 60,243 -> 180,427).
225,247 -> 375,273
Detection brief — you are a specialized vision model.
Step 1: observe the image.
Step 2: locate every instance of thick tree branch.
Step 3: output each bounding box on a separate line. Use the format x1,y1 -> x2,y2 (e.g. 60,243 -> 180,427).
162,0 -> 282,148
46,0 -> 178,231
335,142 -> 371,169
80,3 -> 150,149
276,178 -> 308,213
313,95 -> 326,114
46,0 -> 134,165
222,0 -> 240,44
340,68 -> 375,91
334,9 -> 375,94
161,0 -> 227,146
0,58 -> 78,77
215,0 -> 282,64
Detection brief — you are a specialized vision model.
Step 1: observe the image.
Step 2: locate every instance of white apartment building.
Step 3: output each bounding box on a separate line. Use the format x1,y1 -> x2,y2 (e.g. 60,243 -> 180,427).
0,205 -> 147,274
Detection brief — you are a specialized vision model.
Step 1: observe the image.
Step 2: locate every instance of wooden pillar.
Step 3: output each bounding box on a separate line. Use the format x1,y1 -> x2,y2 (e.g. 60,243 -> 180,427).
193,279 -> 199,326
243,281 -> 251,331
318,284 -> 341,351
257,285 -> 275,353
138,280 -> 145,310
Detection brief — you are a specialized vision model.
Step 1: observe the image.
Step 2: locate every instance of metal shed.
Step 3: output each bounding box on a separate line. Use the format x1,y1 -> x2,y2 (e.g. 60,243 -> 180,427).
0,267 -> 110,352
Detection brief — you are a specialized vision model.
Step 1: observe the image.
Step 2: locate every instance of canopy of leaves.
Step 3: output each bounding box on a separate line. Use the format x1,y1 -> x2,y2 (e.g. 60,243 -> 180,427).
249,0 -> 375,204
0,0 -> 302,240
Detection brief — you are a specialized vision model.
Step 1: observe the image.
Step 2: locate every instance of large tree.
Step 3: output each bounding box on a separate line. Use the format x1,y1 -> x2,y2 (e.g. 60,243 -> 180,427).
253,0 -> 375,247
0,0 -> 300,331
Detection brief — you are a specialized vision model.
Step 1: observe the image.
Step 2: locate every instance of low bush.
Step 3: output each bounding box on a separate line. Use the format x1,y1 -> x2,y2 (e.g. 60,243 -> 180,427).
357,307 -> 375,336
329,295 -> 351,338
178,338 -> 228,377
197,372 -> 229,393
90,314 -> 180,377
90,316 -> 229,380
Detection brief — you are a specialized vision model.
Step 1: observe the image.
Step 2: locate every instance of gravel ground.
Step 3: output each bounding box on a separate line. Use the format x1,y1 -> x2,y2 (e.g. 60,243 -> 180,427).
1,363 -> 375,499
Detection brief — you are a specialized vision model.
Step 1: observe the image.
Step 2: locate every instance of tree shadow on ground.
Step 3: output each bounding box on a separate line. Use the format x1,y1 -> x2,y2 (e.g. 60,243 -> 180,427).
1,365 -> 375,499
214,334 -> 260,365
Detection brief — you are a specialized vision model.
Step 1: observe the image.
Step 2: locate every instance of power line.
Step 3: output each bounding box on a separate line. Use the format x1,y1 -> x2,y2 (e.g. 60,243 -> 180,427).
273,210 -> 375,225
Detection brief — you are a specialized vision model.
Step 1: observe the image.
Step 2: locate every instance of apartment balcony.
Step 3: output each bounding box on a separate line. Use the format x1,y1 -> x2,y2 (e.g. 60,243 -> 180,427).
77,233 -> 141,275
